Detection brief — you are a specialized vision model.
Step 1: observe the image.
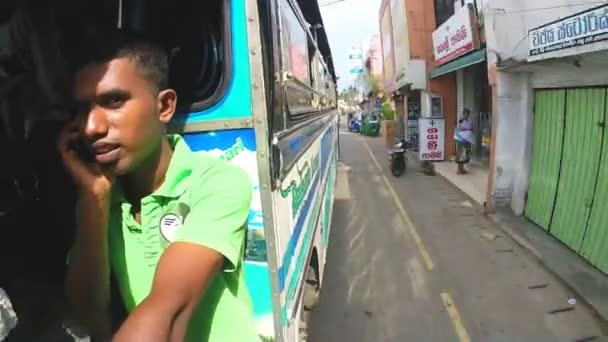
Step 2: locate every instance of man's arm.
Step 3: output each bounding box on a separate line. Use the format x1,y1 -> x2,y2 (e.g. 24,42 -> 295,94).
58,122 -> 114,340
113,243 -> 225,342
66,191 -> 112,340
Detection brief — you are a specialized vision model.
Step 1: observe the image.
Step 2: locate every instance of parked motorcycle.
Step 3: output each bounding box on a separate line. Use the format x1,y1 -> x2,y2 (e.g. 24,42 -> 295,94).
388,138 -> 407,177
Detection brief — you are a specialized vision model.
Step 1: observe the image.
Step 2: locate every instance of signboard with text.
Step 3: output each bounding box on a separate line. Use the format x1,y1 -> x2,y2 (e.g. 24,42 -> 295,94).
349,46 -> 364,74
528,4 -> 608,59
418,118 -> 445,161
432,4 -> 480,66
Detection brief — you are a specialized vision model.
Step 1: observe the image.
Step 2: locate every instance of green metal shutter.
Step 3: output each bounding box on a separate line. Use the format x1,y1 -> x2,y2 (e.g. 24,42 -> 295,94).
550,88 -> 606,251
525,90 -> 566,230
581,92 -> 608,273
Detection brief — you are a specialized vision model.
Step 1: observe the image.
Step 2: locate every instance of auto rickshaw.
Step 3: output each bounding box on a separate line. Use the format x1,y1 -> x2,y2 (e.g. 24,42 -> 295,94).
361,112 -> 380,136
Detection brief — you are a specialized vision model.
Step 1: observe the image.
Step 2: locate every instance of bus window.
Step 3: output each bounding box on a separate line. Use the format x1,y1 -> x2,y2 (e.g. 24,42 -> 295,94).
165,1 -> 229,112
117,0 -> 231,113
279,0 -> 314,118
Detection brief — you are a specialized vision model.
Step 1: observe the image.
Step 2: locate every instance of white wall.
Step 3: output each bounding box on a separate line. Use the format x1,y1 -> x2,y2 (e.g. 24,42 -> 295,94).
484,0 -> 608,214
530,51 -> 608,88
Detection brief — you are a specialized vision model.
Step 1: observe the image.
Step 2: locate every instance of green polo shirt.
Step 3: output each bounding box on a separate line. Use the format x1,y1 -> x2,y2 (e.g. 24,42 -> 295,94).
108,135 -> 259,341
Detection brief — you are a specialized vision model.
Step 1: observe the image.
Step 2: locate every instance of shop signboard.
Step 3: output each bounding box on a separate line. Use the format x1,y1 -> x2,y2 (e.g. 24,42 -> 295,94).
432,4 -> 480,66
349,45 -> 364,74
528,4 -> 608,60
419,118 -> 445,161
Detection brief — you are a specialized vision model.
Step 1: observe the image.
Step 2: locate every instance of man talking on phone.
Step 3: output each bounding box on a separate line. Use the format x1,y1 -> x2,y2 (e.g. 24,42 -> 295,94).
57,31 -> 259,341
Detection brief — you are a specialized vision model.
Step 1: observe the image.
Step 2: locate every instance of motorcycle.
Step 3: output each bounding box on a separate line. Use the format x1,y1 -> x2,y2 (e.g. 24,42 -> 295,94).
388,138 -> 407,177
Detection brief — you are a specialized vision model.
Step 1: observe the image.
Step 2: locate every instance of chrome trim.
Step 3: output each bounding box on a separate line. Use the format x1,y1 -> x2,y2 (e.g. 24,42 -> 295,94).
168,118 -> 253,134
246,0 -> 284,340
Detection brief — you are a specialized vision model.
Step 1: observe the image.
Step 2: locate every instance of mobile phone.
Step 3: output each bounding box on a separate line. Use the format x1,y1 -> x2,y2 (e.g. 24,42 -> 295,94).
68,137 -> 96,163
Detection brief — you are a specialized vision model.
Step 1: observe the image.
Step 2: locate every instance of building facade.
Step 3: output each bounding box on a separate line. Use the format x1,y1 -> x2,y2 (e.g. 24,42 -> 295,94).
485,0 -> 608,273
365,34 -> 383,78
379,0 -> 456,155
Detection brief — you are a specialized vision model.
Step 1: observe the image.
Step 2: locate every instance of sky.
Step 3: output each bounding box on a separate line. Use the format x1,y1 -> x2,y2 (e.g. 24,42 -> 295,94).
320,0 -> 382,90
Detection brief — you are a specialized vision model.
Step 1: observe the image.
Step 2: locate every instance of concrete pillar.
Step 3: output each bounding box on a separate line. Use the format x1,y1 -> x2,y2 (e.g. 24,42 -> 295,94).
491,71 -> 534,215
456,69 -> 464,117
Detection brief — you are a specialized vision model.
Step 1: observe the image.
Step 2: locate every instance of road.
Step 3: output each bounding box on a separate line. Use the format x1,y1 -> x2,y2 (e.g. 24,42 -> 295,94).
308,129 -> 607,342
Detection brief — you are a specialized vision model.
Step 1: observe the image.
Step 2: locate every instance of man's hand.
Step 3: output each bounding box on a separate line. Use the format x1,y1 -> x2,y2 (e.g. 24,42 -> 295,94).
57,122 -> 114,196
59,122 -> 114,340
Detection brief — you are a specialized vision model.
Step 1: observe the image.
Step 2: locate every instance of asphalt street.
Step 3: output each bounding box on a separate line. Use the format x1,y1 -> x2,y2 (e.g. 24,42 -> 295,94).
308,129 -> 607,342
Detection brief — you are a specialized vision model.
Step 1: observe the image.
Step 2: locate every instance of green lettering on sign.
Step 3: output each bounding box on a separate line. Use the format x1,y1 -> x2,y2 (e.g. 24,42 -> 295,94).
280,152 -> 320,218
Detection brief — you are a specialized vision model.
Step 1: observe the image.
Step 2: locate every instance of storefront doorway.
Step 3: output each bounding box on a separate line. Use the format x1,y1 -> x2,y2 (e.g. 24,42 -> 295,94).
456,62 -> 492,165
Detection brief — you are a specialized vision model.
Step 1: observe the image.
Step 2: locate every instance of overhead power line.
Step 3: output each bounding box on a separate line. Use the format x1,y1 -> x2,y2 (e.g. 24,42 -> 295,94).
320,0 -> 349,8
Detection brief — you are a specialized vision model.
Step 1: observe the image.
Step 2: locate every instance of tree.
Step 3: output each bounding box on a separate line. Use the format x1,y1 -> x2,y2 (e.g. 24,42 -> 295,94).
380,100 -> 395,120
338,86 -> 358,105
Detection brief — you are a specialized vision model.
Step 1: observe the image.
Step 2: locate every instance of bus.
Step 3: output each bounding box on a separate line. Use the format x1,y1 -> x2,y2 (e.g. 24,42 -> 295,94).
0,0 -> 338,341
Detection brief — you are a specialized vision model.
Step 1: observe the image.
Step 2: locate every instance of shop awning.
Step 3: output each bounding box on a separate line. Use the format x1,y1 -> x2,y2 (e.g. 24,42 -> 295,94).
429,48 -> 487,79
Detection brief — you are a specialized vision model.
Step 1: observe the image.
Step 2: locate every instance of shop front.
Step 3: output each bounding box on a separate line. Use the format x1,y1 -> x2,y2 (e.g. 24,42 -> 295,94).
429,3 -> 490,165
520,4 -> 608,274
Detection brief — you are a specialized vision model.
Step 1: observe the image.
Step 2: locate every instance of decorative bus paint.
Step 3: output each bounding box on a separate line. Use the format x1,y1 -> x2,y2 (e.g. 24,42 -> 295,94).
169,0 -> 338,340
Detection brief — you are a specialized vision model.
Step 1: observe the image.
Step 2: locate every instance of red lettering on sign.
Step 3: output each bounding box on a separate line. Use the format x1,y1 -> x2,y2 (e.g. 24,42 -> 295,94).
436,36 -> 449,54
450,25 -> 468,46
421,151 -> 443,160
427,134 -> 438,140
427,128 -> 439,134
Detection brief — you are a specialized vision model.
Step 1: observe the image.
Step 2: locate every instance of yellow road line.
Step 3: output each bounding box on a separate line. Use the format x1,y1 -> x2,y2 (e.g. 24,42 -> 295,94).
362,137 -> 384,171
361,138 -> 435,271
440,292 -> 471,342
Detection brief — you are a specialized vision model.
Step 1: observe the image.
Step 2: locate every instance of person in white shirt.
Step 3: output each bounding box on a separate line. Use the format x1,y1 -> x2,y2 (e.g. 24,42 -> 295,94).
455,109 -> 474,175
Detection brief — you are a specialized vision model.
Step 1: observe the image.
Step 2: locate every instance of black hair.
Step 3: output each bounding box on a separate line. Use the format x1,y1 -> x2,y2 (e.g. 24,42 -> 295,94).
66,29 -> 169,92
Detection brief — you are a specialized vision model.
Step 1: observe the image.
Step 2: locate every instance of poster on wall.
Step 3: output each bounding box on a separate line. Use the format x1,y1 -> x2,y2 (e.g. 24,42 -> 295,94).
183,129 -> 274,339
418,118 -> 445,161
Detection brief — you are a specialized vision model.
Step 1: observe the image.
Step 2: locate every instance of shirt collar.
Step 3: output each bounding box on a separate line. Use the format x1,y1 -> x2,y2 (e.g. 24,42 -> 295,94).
112,134 -> 193,204
152,134 -> 193,198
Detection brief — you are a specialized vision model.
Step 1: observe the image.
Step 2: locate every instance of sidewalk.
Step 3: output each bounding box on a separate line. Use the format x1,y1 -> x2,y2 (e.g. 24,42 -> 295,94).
423,150 -> 608,322
489,209 -> 608,322
430,153 -> 608,323
433,159 -> 489,207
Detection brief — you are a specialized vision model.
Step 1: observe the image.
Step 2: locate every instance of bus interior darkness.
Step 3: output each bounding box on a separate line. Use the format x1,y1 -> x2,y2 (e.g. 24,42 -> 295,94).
0,0 -> 228,340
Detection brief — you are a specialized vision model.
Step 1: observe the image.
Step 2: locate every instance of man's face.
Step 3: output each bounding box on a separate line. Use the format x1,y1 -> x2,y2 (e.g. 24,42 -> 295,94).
73,57 -> 170,175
